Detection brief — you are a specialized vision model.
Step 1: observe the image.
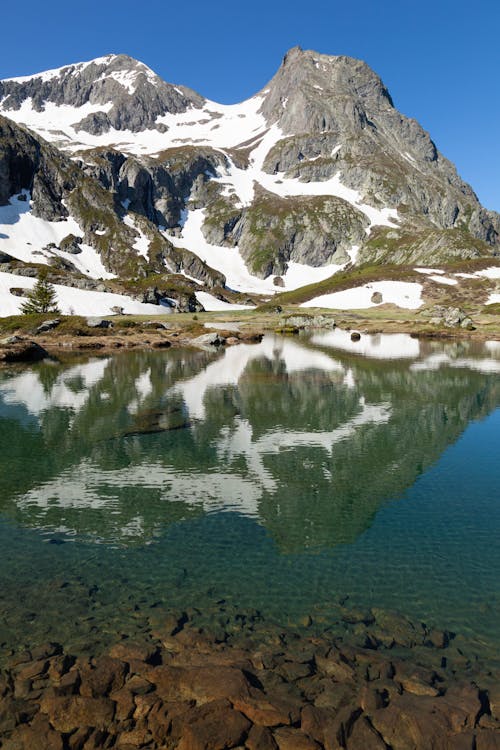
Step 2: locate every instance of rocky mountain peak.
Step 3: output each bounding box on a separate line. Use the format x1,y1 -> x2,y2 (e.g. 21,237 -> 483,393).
259,46 -> 394,134
0,55 -> 205,135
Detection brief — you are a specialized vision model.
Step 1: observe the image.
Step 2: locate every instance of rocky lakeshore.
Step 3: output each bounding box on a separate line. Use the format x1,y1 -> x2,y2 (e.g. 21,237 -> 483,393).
1,600 -> 499,750
0,305 -> 499,365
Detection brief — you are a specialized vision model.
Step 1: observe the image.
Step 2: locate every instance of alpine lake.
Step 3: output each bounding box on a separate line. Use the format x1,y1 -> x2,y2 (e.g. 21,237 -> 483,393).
0,330 -> 499,745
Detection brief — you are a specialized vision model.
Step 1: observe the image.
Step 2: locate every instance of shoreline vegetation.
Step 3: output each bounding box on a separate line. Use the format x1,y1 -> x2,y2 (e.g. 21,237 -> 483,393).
0,303 -> 500,363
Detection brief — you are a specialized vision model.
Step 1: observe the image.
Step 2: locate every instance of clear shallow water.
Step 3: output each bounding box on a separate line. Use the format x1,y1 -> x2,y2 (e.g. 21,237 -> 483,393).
0,333 -> 499,658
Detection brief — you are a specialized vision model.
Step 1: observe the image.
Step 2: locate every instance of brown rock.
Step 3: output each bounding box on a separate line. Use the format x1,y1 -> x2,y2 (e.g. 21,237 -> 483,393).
424,628 -> 450,649
315,653 -> 355,682
133,692 -> 159,721
51,669 -> 81,696
370,691 -> 477,750
153,665 -> 251,704
443,684 -> 481,732
447,732 -> 479,750
371,608 -> 422,648
358,684 -> 387,713
399,675 -> 439,697
300,705 -> 337,746
0,673 -> 10,698
233,696 -> 291,726
6,651 -> 32,669
1,714 -> 63,750
171,699 -> 251,750
67,727 -> 93,750
0,697 -> 38,733
79,656 -> 128,697
476,730 -> 500,749
110,686 -> 135,721
278,661 -> 312,682
115,721 -> 151,748
30,643 -> 63,661
313,681 -> 354,710
15,658 -> 48,681
273,727 -> 322,750
39,694 -> 115,732
124,674 -> 154,695
148,700 -> 192,744
246,724 -> 278,750
347,715 -> 388,749
13,678 -> 32,699
108,641 -> 158,664
487,682 -> 500,721
69,728 -> 110,750
47,653 -> 75,681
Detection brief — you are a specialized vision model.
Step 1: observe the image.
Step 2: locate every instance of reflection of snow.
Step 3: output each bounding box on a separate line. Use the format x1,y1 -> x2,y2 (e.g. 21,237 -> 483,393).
173,336 -> 344,420
0,358 -> 109,416
17,458 -> 262,530
128,369 -> 153,415
216,400 -> 391,493
410,352 -> 500,373
312,329 -> 421,359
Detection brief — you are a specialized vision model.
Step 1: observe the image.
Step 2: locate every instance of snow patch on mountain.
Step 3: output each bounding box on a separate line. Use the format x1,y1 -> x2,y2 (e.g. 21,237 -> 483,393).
166,208 -> 350,293
194,292 -> 253,311
122,214 -> 150,259
0,271 -> 165,317
301,281 -> 423,310
0,192 -> 114,279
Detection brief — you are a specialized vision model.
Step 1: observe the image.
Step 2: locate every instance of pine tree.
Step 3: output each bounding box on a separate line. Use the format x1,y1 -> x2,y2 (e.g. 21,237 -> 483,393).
20,268 -> 61,315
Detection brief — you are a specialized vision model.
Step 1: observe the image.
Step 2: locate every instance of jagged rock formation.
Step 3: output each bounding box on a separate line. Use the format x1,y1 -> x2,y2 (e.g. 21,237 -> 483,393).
0,115 -> 225,296
0,48 -> 499,296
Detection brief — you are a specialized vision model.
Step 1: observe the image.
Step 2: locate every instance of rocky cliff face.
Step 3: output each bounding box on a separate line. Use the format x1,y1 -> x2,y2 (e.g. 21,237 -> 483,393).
0,116 -> 225,290
0,48 -> 498,295
258,47 -> 499,252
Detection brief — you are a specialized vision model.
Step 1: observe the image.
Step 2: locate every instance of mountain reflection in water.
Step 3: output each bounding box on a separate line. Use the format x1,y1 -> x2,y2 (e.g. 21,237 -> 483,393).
0,333 -> 499,553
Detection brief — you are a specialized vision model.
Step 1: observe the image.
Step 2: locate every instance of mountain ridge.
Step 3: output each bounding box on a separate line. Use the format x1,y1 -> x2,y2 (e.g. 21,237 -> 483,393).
0,47 -> 499,314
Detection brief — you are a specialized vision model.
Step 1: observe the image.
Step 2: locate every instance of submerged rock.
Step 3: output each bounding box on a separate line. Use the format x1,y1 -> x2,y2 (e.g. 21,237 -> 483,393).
0,600 -> 498,749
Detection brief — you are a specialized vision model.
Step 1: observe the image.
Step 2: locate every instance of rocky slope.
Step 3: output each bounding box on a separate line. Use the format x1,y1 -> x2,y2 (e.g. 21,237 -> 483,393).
0,48 -> 499,307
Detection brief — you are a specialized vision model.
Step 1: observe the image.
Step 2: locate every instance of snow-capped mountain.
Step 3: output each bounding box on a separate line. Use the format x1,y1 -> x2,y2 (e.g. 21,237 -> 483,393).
0,47 -> 499,311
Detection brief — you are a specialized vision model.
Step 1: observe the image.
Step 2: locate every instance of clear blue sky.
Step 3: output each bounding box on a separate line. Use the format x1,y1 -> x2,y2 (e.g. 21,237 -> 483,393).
1,0 -> 499,212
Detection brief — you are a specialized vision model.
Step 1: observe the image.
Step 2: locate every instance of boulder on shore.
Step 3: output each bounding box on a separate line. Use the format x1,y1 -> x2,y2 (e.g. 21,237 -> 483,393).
0,340 -> 49,362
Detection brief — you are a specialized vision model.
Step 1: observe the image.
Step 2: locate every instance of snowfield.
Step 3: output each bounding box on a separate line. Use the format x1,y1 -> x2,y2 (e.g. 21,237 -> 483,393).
166,209 -> 348,294
301,281 -> 423,310
195,292 -> 254,312
0,271 -> 166,317
0,193 -> 114,280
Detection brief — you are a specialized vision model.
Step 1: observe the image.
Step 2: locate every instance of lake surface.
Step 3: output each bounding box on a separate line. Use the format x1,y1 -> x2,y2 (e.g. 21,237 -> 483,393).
0,332 -> 499,662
